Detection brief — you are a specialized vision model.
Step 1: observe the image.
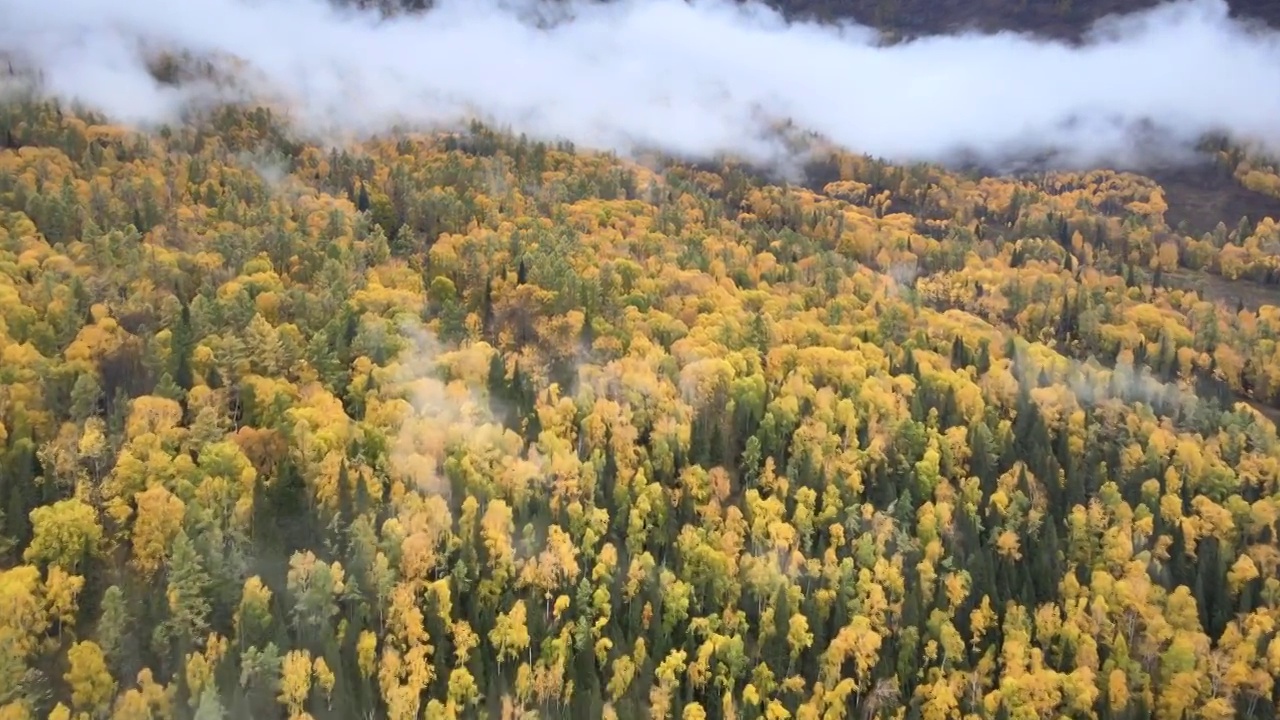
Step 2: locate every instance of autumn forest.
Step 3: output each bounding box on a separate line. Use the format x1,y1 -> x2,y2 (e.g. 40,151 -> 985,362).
3,85 -> 1280,720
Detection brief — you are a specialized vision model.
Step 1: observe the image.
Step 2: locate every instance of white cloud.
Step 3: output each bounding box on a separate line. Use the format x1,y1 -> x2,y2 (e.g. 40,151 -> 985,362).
4,0 -> 1279,167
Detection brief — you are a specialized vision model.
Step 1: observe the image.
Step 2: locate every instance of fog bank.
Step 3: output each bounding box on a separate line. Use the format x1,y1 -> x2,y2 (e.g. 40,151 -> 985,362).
3,0 -> 1279,167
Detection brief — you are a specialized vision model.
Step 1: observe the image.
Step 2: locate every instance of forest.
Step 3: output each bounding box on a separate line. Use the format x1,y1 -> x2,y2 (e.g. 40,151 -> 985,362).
2,94 -> 1280,720
342,0 -> 1280,41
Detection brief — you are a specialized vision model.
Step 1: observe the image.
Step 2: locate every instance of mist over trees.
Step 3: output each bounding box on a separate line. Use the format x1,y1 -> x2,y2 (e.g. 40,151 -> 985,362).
3,0 -> 1280,718
2,92 -> 1280,719
6,0 -> 1280,170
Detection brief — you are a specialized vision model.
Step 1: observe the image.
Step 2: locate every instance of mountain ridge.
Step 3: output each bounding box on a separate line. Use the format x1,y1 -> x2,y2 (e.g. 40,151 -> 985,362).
760,0 -> 1280,41
347,0 -> 1280,40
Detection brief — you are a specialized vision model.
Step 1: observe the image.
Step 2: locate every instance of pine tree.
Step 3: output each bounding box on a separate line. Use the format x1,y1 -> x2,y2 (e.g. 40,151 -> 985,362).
335,460 -> 354,529
356,182 -> 370,212
96,585 -> 134,679
172,303 -> 195,391
155,530 -> 212,666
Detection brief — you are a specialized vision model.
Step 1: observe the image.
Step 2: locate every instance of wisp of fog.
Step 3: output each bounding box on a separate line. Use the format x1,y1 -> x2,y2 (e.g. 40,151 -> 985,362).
4,0 -> 1280,167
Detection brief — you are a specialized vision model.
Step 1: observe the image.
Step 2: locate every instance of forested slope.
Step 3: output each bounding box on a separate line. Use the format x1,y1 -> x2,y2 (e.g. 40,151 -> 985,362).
347,0 -> 1280,39
2,99 -> 1280,720
755,0 -> 1280,41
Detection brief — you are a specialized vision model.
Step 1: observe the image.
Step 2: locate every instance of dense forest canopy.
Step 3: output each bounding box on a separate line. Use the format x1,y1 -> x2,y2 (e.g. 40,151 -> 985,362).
3,36 -> 1280,720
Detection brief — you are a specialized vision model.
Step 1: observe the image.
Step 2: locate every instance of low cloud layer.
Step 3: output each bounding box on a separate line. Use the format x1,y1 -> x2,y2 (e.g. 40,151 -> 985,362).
4,0 -> 1280,167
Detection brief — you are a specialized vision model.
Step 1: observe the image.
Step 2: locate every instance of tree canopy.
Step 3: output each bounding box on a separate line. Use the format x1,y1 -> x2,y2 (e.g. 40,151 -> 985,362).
1,99 -> 1280,720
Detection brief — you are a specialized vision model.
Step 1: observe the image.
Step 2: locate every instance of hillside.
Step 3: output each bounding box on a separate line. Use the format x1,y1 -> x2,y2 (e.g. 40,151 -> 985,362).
4,1 -> 1280,718
765,0 -> 1280,41
332,0 -> 1280,240
3,93 -> 1280,720
351,0 -> 1280,39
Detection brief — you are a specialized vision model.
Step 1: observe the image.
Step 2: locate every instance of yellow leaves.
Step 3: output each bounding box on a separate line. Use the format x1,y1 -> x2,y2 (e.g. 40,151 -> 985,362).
1191,495 -> 1235,542
446,666 -> 479,707
451,621 -> 479,666
1056,666 -> 1098,715
38,422 -> 87,490
352,272 -> 427,316
1260,634 -> 1280,681
0,565 -> 50,663
279,649 -> 313,716
915,448 -> 942,497
1199,697 -> 1235,720
968,596 -> 997,650
677,357 -> 736,411
538,310 -> 586,361
518,524 -> 581,595
373,645 -> 419,717
787,614 -> 813,661
285,384 -> 351,460
340,629 -> 374,682
11,102 -> 1280,720
942,572 -> 971,611
183,634 -> 226,711
552,594 -> 571,621
124,395 -> 185,446
388,583 -> 428,649
824,616 -> 882,691
1157,666 -> 1202,720
1227,554 -> 1259,594
235,576 -> 274,645
481,498 -> 516,582
1243,544 -> 1280,588
681,702 -> 707,720
64,317 -> 126,371
76,419 -> 107,466
129,484 -> 185,579
1238,168 -> 1280,198
1104,667 -> 1132,713
761,699 -> 792,720
44,566 -> 84,634
191,439 -> 257,527
918,675 -> 960,720
1097,517 -> 1137,569
106,667 -> 172,720
24,498 -> 102,573
312,657 -> 335,708
606,655 -> 636,702
489,600 -> 531,666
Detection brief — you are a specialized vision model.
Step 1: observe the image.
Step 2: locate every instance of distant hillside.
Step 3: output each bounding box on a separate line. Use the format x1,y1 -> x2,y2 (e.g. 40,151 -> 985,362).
349,0 -> 1280,40
766,0 -> 1280,41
